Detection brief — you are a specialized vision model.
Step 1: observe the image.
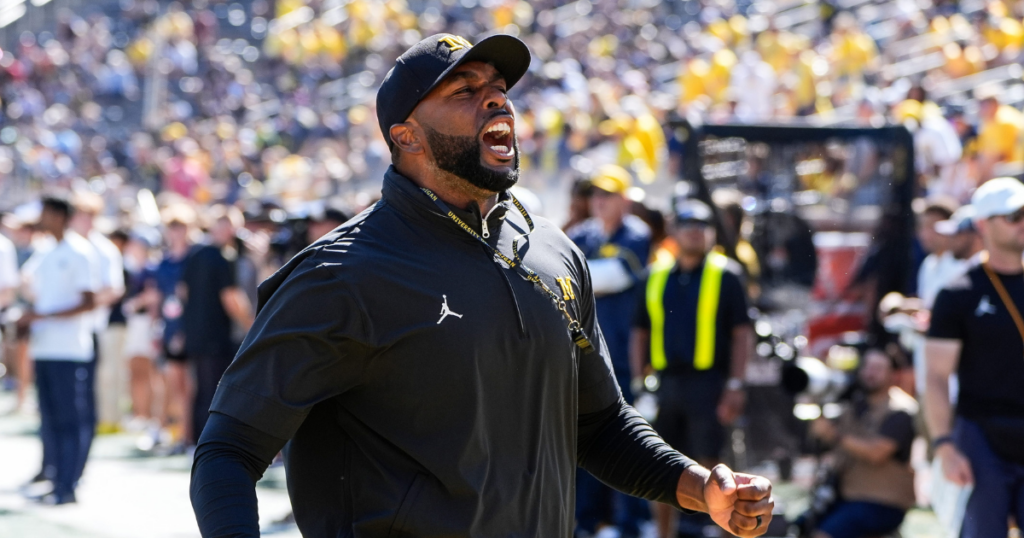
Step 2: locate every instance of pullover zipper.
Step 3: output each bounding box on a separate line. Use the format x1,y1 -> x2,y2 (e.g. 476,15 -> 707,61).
464,200 -> 522,334
480,201 -> 504,239
478,201 -> 524,336
491,253 -> 527,337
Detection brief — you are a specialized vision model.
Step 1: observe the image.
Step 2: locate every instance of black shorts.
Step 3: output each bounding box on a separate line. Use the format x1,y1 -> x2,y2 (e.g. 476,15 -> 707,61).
162,341 -> 188,364
652,371 -> 726,462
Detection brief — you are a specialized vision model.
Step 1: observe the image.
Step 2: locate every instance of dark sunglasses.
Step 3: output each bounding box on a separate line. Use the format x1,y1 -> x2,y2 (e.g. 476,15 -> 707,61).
1001,209 -> 1024,224
675,219 -> 711,229
590,188 -> 618,198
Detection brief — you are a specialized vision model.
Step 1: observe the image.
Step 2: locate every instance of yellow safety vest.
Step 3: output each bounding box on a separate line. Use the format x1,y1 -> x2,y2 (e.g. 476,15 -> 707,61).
646,251 -> 728,371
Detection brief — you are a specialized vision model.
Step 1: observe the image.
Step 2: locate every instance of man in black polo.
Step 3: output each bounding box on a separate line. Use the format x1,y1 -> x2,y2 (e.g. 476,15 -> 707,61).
926,177 -> 1024,538
181,204 -> 253,445
190,34 -> 773,538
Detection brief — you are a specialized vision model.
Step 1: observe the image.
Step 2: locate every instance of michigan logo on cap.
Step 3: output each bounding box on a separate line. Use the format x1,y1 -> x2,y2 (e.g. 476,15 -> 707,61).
439,35 -> 472,51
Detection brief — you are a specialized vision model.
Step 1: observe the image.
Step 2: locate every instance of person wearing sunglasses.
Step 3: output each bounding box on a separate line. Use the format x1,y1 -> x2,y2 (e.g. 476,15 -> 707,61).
926,177 -> 1024,538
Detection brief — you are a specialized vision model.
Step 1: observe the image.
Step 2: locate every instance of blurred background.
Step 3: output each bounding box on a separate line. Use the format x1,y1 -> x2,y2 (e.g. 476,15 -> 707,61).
0,0 -> 1019,536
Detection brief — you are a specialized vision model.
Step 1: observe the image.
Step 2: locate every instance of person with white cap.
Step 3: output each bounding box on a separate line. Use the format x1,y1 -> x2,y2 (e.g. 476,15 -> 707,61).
934,205 -> 983,265
915,198 -> 959,311
925,177 -> 1024,538
907,205 -> 979,406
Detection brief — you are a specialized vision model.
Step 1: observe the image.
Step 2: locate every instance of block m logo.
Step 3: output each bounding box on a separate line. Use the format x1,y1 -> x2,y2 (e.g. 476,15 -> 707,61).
438,35 -> 472,51
556,276 -> 576,301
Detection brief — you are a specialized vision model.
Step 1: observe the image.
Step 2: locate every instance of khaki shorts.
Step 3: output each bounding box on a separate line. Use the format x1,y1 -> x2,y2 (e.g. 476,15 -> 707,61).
123,314 -> 158,360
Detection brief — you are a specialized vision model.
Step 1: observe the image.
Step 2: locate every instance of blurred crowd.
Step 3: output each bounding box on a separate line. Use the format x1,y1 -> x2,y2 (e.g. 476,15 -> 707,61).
2,0 -> 1023,216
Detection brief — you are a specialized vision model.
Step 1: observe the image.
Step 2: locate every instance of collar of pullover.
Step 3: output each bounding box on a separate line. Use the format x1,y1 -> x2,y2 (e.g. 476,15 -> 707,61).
380,165 -> 512,239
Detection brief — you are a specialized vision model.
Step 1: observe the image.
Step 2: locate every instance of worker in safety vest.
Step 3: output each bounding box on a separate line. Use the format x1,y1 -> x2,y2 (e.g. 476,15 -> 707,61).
567,164 -> 652,538
631,199 -> 755,538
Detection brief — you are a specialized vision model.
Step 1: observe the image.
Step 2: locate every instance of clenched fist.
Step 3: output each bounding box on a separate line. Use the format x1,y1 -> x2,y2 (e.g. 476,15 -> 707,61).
703,464 -> 774,537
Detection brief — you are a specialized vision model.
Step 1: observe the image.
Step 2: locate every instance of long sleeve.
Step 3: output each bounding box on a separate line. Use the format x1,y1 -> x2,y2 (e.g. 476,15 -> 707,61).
190,412 -> 288,537
577,397 -> 696,510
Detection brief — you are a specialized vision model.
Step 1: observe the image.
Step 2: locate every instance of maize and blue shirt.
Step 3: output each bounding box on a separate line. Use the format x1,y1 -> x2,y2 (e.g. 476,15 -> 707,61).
567,215 -> 651,384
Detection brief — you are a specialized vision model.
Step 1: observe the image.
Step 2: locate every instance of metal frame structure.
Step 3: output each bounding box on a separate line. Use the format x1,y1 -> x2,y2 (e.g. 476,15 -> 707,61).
670,121 -> 915,280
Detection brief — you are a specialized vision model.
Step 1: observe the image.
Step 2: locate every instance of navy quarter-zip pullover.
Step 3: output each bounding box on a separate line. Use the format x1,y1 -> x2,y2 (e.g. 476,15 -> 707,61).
190,167 -> 695,537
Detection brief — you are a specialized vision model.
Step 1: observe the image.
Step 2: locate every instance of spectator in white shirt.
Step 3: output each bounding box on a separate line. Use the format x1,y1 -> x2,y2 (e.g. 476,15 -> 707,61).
18,196 -> 99,505
70,192 -> 126,433
894,100 -> 964,200
730,51 -> 777,123
916,199 -> 964,310
914,206 -> 981,401
0,228 -> 17,308
1,214 -> 33,412
0,227 -> 18,406
913,201 -> 964,398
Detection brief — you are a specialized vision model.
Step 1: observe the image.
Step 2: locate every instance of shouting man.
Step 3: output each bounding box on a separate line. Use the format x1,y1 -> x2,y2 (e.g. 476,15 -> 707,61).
189,34 -> 774,538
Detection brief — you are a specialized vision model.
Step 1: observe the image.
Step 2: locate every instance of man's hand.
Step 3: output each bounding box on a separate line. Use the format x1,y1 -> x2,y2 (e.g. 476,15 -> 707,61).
703,464 -> 773,537
937,443 -> 974,486
717,388 -> 746,426
15,310 -> 38,331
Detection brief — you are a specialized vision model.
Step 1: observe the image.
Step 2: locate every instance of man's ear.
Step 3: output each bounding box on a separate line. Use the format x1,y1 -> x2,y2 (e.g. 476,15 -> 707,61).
389,123 -> 423,156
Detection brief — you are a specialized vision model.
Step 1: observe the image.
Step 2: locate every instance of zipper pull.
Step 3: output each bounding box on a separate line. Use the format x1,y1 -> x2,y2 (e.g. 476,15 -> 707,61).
481,219 -> 490,239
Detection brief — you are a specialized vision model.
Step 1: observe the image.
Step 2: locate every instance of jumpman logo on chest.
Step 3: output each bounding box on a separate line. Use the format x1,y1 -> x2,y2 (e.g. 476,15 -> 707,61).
437,295 -> 463,324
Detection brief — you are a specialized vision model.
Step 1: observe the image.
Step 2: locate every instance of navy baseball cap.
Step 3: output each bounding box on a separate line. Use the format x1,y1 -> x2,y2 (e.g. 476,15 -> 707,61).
674,199 -> 715,224
376,33 -> 532,149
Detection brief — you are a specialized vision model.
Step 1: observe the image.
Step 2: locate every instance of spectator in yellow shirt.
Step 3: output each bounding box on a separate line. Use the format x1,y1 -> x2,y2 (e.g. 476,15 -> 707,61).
831,13 -> 878,79
680,57 -> 711,104
976,86 -> 1024,182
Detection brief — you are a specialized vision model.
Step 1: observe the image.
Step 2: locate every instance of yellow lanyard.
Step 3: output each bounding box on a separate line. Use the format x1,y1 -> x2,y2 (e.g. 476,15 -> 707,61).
420,187 -> 595,354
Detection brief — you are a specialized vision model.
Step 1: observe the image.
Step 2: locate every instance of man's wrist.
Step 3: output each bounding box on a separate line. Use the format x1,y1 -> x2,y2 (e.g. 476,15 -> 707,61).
675,464 -> 711,513
932,435 -> 955,451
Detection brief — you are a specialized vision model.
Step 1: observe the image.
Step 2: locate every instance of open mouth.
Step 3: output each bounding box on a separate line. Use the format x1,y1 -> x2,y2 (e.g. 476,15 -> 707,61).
481,117 -> 515,160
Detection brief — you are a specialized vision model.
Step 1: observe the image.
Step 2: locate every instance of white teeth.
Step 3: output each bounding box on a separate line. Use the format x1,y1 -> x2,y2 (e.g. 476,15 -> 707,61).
489,145 -> 514,156
485,122 -> 514,158
486,122 -> 511,134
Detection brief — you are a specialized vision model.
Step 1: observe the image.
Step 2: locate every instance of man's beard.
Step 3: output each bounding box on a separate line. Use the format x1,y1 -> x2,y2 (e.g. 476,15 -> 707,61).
857,379 -> 884,396
423,124 -> 520,193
